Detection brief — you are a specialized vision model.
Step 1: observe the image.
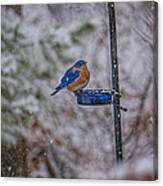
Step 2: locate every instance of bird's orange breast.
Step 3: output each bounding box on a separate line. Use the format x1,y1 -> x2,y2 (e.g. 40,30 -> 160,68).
67,65 -> 90,91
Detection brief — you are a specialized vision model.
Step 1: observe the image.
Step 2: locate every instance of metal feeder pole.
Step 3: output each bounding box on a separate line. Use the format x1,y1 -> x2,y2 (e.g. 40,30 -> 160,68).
108,2 -> 123,166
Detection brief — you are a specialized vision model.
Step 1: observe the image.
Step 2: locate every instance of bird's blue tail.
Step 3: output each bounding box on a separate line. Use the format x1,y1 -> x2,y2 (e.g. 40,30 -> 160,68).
50,88 -> 60,96
50,83 -> 66,96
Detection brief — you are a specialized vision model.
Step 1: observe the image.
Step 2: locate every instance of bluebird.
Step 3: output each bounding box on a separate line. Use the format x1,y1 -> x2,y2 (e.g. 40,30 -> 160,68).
51,59 -> 90,96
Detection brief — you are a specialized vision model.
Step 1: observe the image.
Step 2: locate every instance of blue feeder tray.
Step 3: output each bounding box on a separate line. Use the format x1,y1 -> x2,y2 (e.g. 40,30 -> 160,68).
75,89 -> 115,105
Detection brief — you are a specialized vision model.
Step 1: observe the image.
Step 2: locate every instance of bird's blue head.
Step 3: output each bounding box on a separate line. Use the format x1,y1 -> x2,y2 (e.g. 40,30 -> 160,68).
74,60 -> 87,68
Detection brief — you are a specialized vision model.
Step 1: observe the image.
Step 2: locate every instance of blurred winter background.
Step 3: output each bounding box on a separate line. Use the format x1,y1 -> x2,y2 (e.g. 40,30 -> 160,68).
1,2 -> 157,180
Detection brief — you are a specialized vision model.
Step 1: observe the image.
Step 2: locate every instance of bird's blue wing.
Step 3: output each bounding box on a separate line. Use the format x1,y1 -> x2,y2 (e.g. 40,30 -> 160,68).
61,67 -> 80,85
51,67 -> 80,96
55,67 -> 80,89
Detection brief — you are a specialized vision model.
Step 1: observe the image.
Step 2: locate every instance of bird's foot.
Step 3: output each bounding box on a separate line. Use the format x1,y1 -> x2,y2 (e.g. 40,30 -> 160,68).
73,89 -> 83,95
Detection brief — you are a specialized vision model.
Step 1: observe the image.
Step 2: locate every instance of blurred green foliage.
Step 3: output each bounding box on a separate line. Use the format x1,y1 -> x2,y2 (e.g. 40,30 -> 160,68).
1,7 -> 96,145
1,6 -> 96,177
71,22 -> 96,43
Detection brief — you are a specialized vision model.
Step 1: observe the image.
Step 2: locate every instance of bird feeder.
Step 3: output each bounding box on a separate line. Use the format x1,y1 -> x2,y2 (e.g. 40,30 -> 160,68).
75,89 -> 113,105
75,89 -> 127,111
